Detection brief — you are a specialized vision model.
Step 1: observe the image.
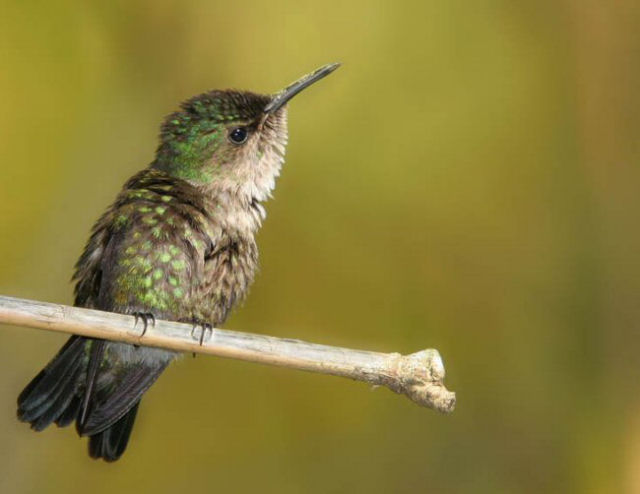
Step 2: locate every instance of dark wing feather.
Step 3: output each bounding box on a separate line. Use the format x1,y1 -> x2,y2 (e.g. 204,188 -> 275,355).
79,339 -> 106,426
80,361 -> 169,436
73,220 -> 110,308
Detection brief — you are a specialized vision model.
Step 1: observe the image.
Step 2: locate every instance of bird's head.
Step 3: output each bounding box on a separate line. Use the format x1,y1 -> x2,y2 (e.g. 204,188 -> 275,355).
153,63 -> 340,202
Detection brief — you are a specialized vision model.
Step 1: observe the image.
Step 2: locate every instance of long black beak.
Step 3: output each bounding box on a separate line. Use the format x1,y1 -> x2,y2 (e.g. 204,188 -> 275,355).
264,63 -> 341,114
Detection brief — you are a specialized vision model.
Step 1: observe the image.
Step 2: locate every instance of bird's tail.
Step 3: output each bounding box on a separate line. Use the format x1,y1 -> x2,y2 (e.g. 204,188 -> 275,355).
17,336 -> 161,462
87,403 -> 140,462
18,336 -> 87,431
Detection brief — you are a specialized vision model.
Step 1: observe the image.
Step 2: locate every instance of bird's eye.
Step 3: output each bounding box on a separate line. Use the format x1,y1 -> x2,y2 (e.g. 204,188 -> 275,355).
228,127 -> 249,144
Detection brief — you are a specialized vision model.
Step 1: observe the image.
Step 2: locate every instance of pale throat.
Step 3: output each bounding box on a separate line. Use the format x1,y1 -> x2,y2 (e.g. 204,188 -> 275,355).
195,145 -> 286,236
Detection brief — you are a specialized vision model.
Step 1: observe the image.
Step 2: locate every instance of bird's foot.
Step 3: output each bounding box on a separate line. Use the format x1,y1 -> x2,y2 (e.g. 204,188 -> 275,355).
190,320 -> 214,357
132,312 -> 156,338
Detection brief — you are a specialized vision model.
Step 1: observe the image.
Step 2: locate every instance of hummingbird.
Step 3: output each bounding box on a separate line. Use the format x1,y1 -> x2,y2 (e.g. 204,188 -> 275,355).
17,63 -> 340,461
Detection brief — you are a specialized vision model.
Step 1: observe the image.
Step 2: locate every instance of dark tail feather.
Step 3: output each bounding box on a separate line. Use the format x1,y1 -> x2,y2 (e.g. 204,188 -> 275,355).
18,336 -> 167,462
88,402 -> 139,462
17,336 -> 85,430
31,365 -> 82,431
18,336 -> 82,408
55,395 -> 83,428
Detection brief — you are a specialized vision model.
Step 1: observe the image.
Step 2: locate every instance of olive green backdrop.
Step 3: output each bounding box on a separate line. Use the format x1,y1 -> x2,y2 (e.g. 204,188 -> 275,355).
1,1 -> 638,493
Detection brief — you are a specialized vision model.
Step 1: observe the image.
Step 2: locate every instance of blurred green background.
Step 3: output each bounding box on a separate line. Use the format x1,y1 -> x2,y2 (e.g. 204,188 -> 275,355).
1,1 -> 639,492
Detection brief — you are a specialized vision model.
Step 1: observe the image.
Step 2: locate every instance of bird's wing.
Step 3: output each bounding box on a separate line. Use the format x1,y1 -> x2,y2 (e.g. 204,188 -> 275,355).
72,169 -> 215,433
79,353 -> 170,435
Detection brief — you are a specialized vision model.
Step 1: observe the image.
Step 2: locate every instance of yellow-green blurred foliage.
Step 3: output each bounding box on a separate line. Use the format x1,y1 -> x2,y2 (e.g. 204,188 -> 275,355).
1,1 -> 638,492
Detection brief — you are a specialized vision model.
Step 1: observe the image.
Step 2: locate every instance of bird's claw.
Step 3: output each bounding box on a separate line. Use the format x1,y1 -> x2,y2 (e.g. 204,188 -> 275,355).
190,322 -> 213,357
132,312 -> 156,337
191,322 -> 213,345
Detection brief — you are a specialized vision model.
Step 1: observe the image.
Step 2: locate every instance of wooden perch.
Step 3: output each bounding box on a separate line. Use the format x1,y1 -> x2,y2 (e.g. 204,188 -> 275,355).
0,295 -> 455,413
